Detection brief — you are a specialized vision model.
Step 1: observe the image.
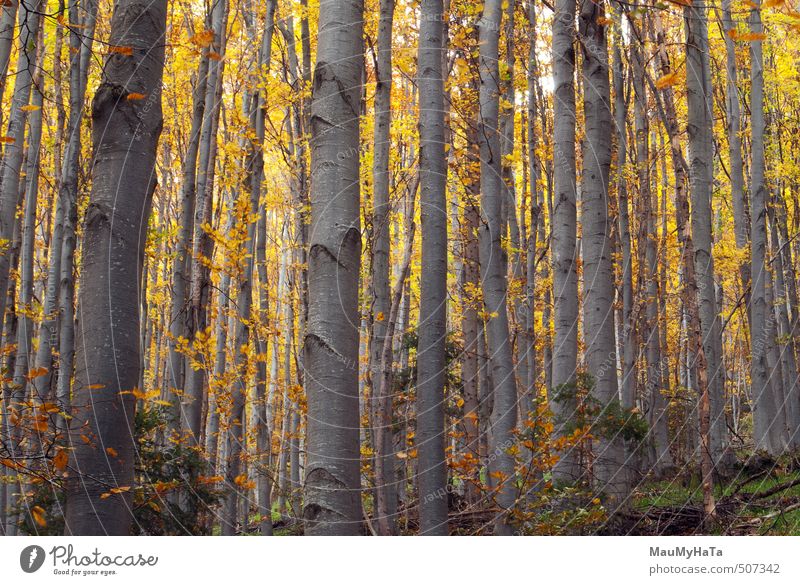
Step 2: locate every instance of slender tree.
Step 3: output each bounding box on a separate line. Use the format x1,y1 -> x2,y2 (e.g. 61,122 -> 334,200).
551,0 -> 580,482
578,0 -> 625,504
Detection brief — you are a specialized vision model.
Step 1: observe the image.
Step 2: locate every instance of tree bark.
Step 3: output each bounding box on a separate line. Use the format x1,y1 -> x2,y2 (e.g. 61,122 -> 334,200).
416,0 -> 449,536
370,0 -> 396,537
684,2 -> 717,524
478,0 -> 517,534
303,0 -> 365,536
578,0 -> 626,505
551,0 -> 580,483
64,0 -> 167,535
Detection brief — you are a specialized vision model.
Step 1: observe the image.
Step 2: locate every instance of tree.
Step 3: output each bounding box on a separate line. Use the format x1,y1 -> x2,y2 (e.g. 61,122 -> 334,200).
578,0 -> 625,504
303,0 -> 365,536
749,0 -> 783,455
64,0 -> 167,534
478,0 -> 517,534
371,0 -> 398,536
416,0 -> 449,536
684,0 -> 717,523
551,0 -> 580,482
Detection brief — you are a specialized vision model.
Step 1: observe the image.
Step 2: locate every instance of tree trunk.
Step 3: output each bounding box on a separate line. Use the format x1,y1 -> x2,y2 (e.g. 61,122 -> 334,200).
416,0 -> 449,536
747,0 -> 781,456
370,0 -> 396,537
0,0 -> 43,337
303,0 -> 364,536
578,0 -> 625,505
551,0 -> 580,483
64,0 -> 167,534
684,2 -> 717,525
184,0 -> 228,444
478,0 -> 517,534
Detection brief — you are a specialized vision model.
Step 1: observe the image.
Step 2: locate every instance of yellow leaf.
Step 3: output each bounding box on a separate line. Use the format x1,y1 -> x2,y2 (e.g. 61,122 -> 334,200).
110,486 -> 130,494
21,105 -> 40,112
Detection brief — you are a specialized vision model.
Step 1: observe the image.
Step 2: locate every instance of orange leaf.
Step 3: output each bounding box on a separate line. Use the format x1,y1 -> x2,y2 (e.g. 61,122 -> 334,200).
655,72 -> 680,89
190,29 -> 215,47
0,458 -> 20,470
127,92 -> 147,101
26,367 -> 48,380
53,449 -> 68,471
105,447 -> 119,457
738,32 -> 766,41
31,506 -> 46,527
109,45 -> 133,56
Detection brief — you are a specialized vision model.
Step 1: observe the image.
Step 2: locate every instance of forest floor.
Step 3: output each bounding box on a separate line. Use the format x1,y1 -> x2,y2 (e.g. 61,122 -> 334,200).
234,457 -> 800,535
622,457 -> 800,535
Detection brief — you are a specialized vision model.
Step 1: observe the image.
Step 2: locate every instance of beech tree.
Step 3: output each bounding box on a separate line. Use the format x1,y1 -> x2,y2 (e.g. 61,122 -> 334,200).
64,0 -> 167,535
302,0 -> 365,536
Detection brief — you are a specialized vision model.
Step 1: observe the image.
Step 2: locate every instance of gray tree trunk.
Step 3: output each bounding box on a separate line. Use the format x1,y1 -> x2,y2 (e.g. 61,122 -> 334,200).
684,7 -> 727,467
478,0 -> 517,534
165,51 -> 208,433
613,22 -> 636,419
551,0 -> 580,482
578,0 -> 626,505
0,0 -> 43,335
64,0 -> 167,534
0,0 -> 17,99
684,2 -> 717,522
13,59 -> 43,449
370,0 -> 396,536
303,0 -> 364,536
416,0 -> 449,536
183,0 -> 228,444
720,0 -> 751,328
34,0 -> 97,406
747,0 -> 780,455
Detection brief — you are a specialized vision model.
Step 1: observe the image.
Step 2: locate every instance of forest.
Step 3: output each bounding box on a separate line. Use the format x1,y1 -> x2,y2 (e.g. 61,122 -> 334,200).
0,0 -> 799,537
